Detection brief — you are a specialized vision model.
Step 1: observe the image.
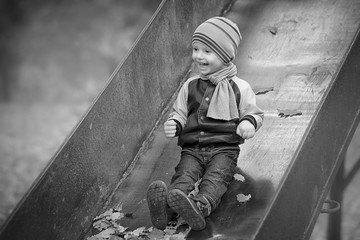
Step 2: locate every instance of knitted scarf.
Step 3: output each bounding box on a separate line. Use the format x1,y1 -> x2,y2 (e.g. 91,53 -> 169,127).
200,63 -> 239,120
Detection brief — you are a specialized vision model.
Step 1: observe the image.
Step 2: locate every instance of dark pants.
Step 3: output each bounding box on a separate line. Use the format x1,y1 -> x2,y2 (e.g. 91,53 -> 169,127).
168,144 -> 239,213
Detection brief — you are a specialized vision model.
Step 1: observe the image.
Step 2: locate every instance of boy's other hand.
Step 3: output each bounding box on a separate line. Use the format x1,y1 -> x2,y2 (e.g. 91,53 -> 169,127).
236,120 -> 255,139
164,120 -> 177,138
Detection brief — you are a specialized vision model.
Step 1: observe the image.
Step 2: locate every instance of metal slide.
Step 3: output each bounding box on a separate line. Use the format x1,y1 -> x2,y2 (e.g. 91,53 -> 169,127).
1,0 -> 360,239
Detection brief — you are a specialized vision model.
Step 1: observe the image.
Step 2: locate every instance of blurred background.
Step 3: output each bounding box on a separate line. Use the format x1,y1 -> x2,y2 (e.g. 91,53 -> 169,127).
0,0 -> 359,239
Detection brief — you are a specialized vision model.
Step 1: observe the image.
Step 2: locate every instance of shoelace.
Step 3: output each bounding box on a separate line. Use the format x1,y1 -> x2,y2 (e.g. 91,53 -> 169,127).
196,199 -> 211,217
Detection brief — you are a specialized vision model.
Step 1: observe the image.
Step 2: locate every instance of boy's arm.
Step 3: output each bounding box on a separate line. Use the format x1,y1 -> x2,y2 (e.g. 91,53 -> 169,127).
166,80 -> 190,136
238,83 -> 264,131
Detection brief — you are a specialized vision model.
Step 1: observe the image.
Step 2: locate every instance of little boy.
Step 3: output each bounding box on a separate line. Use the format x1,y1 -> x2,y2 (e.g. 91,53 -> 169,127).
147,16 -> 264,231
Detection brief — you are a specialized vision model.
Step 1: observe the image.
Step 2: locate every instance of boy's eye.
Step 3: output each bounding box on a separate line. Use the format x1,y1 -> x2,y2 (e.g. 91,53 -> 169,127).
193,47 -> 198,51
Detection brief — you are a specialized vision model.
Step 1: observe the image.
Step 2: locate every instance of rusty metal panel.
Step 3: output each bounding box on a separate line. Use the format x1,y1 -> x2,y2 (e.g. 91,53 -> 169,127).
0,1 -> 233,239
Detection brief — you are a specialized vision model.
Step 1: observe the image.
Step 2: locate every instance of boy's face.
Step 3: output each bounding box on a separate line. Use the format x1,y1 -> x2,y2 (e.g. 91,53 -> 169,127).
192,41 -> 226,75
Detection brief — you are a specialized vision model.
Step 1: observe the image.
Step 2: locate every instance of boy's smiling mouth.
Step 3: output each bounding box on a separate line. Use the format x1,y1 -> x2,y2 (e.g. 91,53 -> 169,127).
197,61 -> 208,66
197,62 -> 209,72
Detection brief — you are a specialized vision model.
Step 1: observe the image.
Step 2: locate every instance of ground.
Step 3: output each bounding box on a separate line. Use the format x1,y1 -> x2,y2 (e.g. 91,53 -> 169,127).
0,1 -> 359,239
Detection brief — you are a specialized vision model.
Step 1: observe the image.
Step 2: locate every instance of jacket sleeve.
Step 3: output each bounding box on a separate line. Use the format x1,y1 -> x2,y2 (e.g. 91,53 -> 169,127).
167,79 -> 191,134
238,79 -> 264,131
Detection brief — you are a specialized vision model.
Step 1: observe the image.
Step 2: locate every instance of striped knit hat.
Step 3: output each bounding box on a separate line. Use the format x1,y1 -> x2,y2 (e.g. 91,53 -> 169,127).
192,17 -> 242,64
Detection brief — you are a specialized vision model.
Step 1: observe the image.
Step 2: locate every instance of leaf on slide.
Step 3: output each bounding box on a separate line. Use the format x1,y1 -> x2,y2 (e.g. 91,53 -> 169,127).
87,228 -> 116,240
236,193 -> 251,204
88,204 -> 190,240
233,173 -> 245,182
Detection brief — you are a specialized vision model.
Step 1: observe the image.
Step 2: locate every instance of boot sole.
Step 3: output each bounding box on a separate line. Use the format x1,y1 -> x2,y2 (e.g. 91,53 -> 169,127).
167,189 -> 206,230
146,180 -> 168,230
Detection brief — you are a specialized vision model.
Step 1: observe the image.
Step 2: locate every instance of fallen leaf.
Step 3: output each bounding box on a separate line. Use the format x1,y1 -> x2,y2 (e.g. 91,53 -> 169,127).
188,178 -> 202,197
87,228 -> 116,240
93,210 -> 108,222
107,211 -> 123,221
93,219 -> 112,231
88,204 -> 192,240
277,108 -> 302,118
99,229 -> 116,238
131,227 -> 145,236
234,173 -> 245,182
236,194 -> 251,204
113,222 -> 128,233
146,228 -> 165,239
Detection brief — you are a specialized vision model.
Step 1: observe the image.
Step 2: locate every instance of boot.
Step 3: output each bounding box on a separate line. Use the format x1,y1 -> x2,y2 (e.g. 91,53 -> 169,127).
192,195 -> 212,218
146,180 -> 169,230
167,189 -> 207,230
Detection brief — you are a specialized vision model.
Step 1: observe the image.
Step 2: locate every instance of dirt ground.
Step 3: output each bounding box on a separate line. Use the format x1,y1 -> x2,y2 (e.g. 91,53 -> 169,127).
0,1 -> 359,239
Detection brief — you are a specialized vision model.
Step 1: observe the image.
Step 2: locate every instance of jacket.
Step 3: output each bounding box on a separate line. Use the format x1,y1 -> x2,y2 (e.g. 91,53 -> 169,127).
169,75 -> 264,147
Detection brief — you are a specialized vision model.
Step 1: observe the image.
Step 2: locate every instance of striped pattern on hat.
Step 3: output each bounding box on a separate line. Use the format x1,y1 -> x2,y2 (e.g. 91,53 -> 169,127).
192,17 -> 242,64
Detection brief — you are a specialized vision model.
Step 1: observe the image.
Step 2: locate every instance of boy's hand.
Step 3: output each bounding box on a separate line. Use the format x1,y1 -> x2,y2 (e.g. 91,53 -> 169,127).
236,120 -> 255,139
164,120 -> 177,138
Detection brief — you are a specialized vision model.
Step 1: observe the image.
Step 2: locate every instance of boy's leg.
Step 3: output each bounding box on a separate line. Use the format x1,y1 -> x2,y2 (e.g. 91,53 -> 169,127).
168,151 -> 204,195
167,150 -> 238,230
197,149 -> 239,213
167,150 -> 207,230
167,188 -> 207,230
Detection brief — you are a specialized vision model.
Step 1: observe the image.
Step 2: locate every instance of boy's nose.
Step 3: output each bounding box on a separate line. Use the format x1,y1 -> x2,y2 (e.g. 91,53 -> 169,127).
195,51 -> 204,59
